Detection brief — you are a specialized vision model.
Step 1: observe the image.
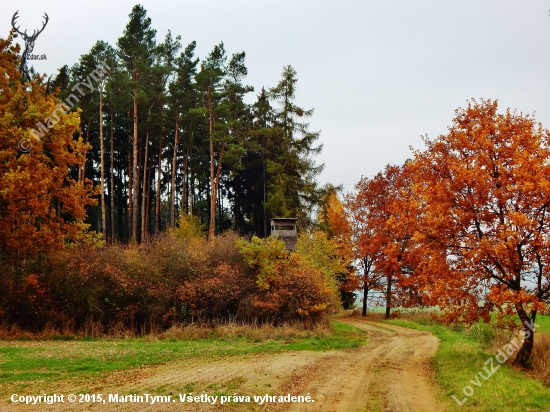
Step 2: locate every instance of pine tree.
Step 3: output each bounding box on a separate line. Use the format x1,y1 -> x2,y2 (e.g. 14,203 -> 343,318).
117,5 -> 157,242
167,41 -> 199,225
77,41 -> 117,241
267,65 -> 324,227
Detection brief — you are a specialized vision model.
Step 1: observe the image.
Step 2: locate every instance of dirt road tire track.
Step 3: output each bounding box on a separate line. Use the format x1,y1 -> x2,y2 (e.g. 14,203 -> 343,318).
3,318 -> 445,412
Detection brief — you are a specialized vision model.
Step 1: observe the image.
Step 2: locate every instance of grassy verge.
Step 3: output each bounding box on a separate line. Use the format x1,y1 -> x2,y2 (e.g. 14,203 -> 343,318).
383,314 -> 550,412
0,320 -> 366,395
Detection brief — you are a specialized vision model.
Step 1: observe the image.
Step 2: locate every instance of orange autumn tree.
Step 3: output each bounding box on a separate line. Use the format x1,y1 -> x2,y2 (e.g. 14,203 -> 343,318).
324,192 -> 360,308
347,164 -> 421,317
0,31 -> 95,261
345,185 -> 383,316
411,99 -> 550,367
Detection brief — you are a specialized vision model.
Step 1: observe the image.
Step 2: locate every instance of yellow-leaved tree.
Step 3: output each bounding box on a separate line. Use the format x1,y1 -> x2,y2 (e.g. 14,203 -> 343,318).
0,31 -> 96,261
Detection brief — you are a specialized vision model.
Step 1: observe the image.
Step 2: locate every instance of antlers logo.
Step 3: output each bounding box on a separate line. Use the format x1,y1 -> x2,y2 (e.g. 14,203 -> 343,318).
12,11 -> 49,54
11,10 -> 49,82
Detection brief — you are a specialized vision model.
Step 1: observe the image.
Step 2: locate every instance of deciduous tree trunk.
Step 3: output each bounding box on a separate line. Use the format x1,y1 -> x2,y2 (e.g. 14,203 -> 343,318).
514,306 -> 536,368
362,286 -> 369,317
385,275 -> 392,319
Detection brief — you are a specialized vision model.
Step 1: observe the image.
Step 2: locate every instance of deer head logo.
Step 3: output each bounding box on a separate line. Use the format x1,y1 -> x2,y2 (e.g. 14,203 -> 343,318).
11,11 -> 49,55
11,10 -> 49,82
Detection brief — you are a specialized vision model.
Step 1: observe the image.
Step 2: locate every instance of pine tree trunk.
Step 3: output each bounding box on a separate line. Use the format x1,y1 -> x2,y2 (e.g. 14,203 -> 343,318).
110,110 -> 115,243
218,181 -> 222,233
146,154 -> 152,236
137,131 -> 143,242
156,135 -> 162,233
211,142 -> 225,235
170,114 -> 180,228
131,86 -> 139,243
128,112 -> 133,240
118,163 -> 124,241
99,89 -> 106,242
189,166 -> 194,216
81,119 -> 91,183
78,117 -> 85,180
182,145 -> 188,215
141,108 -> 150,242
156,103 -> 165,233
208,87 -> 216,240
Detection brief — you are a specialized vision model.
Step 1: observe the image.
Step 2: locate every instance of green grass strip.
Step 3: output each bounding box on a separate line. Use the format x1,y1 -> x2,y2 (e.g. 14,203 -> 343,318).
0,321 -> 366,388
384,317 -> 550,412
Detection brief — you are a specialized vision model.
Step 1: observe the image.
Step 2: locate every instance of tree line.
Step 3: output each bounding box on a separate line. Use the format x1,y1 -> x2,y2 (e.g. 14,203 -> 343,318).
0,5 -> 345,335
45,4 -> 325,243
330,99 -> 550,367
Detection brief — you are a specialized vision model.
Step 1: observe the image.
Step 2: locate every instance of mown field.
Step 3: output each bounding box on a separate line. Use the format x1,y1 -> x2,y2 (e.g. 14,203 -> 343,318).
2,314 -> 550,411
0,321 -> 367,400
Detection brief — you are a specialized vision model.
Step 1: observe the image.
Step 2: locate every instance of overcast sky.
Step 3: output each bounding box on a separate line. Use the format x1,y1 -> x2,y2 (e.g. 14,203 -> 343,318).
2,0 -> 550,192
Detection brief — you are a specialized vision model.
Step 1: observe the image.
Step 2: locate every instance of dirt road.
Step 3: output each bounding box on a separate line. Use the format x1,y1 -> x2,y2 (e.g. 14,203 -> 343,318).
5,318 -> 445,412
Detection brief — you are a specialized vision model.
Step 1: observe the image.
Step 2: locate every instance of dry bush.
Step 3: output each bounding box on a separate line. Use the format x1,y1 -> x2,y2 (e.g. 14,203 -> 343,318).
531,333 -> 550,386
0,229 -> 339,336
0,323 -> 35,340
157,320 -> 331,341
176,262 -> 255,323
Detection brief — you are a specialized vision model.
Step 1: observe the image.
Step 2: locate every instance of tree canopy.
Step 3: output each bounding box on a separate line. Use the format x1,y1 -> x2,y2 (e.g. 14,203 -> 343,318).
0,32 -> 95,261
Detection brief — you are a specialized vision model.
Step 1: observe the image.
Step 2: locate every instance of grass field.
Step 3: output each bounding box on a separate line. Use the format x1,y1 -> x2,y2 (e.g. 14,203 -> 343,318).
383,314 -> 550,412
3,314 -> 550,411
0,321 -> 367,397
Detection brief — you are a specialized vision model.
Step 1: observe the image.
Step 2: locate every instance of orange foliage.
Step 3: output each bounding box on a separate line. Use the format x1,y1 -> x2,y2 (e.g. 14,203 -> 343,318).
411,99 -> 550,365
324,192 -> 360,304
176,262 -> 255,321
325,192 -> 354,262
0,32 -> 95,260
346,164 -> 422,315
251,253 -> 336,320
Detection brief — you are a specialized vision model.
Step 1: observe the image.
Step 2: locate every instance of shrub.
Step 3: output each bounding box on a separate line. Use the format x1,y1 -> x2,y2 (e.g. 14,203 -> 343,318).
238,236 -> 339,323
0,229 -> 341,335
